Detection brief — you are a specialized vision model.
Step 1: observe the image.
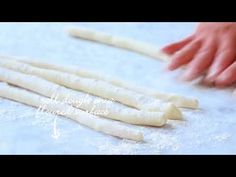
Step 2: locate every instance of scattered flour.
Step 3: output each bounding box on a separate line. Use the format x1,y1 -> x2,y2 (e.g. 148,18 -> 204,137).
0,23 -> 236,154
211,133 -> 231,142
0,109 -> 7,115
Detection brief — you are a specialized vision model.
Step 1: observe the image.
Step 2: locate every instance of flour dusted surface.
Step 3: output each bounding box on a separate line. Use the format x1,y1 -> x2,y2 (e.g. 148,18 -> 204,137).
0,23 -> 235,154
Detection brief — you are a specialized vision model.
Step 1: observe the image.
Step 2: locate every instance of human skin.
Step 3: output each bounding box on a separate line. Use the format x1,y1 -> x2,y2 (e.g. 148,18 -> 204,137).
162,22 -> 236,87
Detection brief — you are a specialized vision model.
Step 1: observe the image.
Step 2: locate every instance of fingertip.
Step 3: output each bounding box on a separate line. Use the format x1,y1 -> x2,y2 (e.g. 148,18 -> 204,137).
167,63 -> 175,71
167,55 -> 183,71
163,65 -> 171,72
161,46 -> 175,55
202,73 -> 217,86
162,35 -> 194,55
179,75 -> 189,82
181,71 -> 193,81
167,60 -> 180,71
232,89 -> 236,96
201,77 -> 215,86
214,75 -> 229,87
161,46 -> 168,52
181,68 -> 201,82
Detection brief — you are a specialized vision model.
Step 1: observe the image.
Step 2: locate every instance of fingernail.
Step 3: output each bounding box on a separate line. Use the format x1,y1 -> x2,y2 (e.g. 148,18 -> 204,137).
181,70 -> 193,81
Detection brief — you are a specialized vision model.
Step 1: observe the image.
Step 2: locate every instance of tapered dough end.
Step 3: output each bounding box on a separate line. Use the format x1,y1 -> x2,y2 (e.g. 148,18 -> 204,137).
114,126 -> 144,141
154,115 -> 167,126
185,99 -> 199,109
67,28 -> 79,37
147,112 -> 168,127
132,132 -> 144,142
154,93 -> 199,109
174,98 -> 199,109
163,103 -> 183,120
67,28 -> 95,39
106,126 -> 144,142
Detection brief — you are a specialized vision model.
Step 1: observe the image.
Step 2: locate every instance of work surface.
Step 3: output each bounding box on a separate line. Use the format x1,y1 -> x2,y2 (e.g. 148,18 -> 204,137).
0,22 -> 236,154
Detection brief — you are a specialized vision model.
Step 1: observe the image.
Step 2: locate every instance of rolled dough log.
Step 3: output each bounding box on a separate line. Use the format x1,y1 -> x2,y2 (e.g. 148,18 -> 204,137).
0,82 -> 143,141
18,57 -> 198,109
0,57 -> 182,120
66,28 -> 199,108
0,67 -> 168,126
67,27 -> 171,61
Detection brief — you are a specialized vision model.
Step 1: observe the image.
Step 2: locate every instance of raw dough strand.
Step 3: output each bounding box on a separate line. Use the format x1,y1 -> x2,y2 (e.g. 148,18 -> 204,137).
0,57 -> 182,120
0,67 -> 168,126
18,57 -> 198,109
67,28 -> 171,62
0,82 -> 143,141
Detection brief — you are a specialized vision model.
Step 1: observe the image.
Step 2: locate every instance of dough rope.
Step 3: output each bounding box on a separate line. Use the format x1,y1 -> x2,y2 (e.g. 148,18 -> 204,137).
16,56 -> 198,109
67,27 -> 171,61
66,28 -> 198,109
0,82 -> 143,141
0,57 -> 182,120
0,66 -> 168,126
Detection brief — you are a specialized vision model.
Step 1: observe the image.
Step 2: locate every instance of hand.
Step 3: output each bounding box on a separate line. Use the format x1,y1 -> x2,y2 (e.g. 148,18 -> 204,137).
162,23 -> 236,87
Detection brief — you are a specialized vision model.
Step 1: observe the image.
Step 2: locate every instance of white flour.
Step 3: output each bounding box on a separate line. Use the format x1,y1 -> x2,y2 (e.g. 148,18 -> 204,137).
0,23 -> 235,154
